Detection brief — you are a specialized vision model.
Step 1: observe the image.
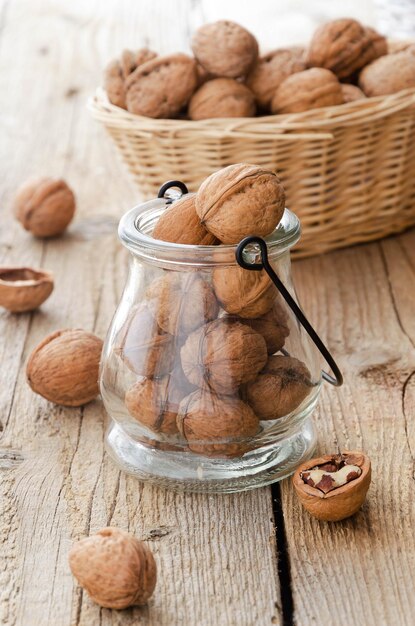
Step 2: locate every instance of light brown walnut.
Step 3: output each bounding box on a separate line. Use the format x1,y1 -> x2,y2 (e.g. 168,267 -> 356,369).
246,47 -> 306,110
341,83 -> 366,103
180,317 -> 267,394
192,20 -> 258,79
359,47 -> 415,96
152,194 -> 218,245
271,68 -> 344,114
213,264 -> 275,318
104,59 -> 126,108
189,78 -> 256,120
177,389 -> 260,457
120,48 -> 157,79
229,300 -> 290,353
125,53 -> 198,118
196,163 -> 285,244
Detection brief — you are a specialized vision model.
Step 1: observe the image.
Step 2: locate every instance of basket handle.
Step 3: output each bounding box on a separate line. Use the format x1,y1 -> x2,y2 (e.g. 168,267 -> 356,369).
235,236 -> 343,387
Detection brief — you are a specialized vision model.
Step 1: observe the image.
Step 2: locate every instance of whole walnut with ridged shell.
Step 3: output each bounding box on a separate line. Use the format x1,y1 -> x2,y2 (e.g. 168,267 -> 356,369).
359,48 -> 415,96
341,84 -> 366,103
177,389 -> 260,457
118,303 -> 174,378
104,48 -> 157,109
305,18 -> 386,79
196,163 -> 285,244
14,177 -> 75,238
26,329 -> 102,406
213,264 -> 275,319
152,194 -> 217,245
181,318 -> 267,395
189,78 -> 256,120
145,272 -> 218,336
271,68 -> 344,114
192,20 -> 258,79
69,527 -> 156,609
246,47 -> 306,110
232,301 -> 290,354
245,355 -> 312,420
125,54 -> 198,118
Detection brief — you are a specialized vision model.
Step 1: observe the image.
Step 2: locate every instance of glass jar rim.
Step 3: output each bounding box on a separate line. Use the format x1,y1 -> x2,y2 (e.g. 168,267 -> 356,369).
118,194 -> 301,268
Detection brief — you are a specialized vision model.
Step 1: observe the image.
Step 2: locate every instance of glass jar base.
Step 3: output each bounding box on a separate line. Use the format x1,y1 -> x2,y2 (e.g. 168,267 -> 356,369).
106,419 -> 317,494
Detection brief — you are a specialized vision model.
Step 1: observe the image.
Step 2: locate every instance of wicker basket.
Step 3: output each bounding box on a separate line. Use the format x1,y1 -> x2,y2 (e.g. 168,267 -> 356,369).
89,87 -> 415,258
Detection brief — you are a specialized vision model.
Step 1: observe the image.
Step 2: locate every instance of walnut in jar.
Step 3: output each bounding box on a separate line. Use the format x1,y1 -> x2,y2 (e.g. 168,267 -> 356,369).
213,264 -> 275,319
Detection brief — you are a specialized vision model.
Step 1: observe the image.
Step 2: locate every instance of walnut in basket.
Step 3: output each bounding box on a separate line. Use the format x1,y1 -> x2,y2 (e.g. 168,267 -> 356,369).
271,68 -> 344,115
125,54 -> 198,118
246,47 -> 306,110
192,20 -> 258,79
341,84 -> 366,103
359,48 -> 415,96
189,78 -> 256,120
104,48 -> 157,109
305,18 -> 387,79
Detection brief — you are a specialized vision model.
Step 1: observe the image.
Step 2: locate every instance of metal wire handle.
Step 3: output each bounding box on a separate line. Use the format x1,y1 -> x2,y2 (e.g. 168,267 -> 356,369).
158,180 -> 188,203
235,236 -> 343,387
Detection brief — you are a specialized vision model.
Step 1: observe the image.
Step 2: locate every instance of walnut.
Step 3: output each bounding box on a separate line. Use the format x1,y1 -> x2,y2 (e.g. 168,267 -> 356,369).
125,53 -> 198,118
26,329 -> 103,406
191,20 -> 258,79
13,177 -> 76,238
0,266 -> 53,313
213,264 -> 274,318
177,389 -> 259,457
293,452 -> 371,521
359,48 -> 415,96
188,78 -> 256,120
180,318 -> 267,394
146,272 -> 218,336
388,41 -> 415,55
120,48 -> 157,79
104,59 -> 126,108
196,163 -> 285,244
271,68 -> 344,114
305,19 -> 386,79
69,527 -> 156,609
152,194 -> 218,245
341,83 -> 366,103
230,300 -> 289,353
246,47 -> 306,110
118,303 -> 174,377
125,370 -> 195,435
245,355 -> 312,420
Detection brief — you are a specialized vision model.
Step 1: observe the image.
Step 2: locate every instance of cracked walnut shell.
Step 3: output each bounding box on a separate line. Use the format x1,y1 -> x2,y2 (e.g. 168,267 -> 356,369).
246,46 -> 306,110
69,527 -> 157,609
180,317 -> 267,394
359,48 -> 415,96
305,19 -> 386,79
196,163 -> 285,244
177,389 -> 260,457
271,68 -> 344,114
26,329 -> 103,406
146,272 -> 219,336
125,53 -> 198,118
0,266 -> 53,313
189,78 -> 256,120
152,194 -> 217,245
213,264 -> 275,318
192,20 -> 258,79
14,177 -> 76,238
293,452 -> 371,521
245,355 -> 312,420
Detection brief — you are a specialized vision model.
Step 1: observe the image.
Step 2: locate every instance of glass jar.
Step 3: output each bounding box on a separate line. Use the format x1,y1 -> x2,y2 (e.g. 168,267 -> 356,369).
100,189 -> 326,493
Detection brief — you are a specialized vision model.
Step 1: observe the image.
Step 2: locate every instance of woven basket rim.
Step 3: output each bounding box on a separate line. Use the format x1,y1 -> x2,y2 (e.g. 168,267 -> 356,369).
89,86 -> 415,134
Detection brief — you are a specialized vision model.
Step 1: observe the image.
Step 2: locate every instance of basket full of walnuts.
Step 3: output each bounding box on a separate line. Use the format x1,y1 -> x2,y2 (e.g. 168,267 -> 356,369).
89,18 -> 415,258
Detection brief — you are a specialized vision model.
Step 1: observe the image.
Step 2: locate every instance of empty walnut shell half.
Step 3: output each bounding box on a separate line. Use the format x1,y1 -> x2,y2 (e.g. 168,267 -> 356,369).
69,527 -> 157,609
125,53 -> 198,118
181,317 -> 267,395
192,20 -> 258,79
213,264 -> 275,318
271,68 -> 344,115
245,355 -> 312,420
146,272 -> 218,336
177,389 -> 260,458
293,451 -> 371,521
118,303 -> 174,378
246,46 -> 306,110
14,177 -> 76,238
152,194 -> 217,245
359,47 -> 415,96
196,163 -> 285,244
305,18 -> 386,79
189,78 -> 256,120
0,267 -> 53,313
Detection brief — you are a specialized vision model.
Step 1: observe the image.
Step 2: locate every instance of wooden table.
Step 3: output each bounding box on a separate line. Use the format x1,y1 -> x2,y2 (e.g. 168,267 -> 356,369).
1,1 -> 414,624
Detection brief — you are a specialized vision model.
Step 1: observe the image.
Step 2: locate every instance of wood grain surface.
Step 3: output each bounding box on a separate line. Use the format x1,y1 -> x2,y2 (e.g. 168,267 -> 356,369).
0,1 -> 414,625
